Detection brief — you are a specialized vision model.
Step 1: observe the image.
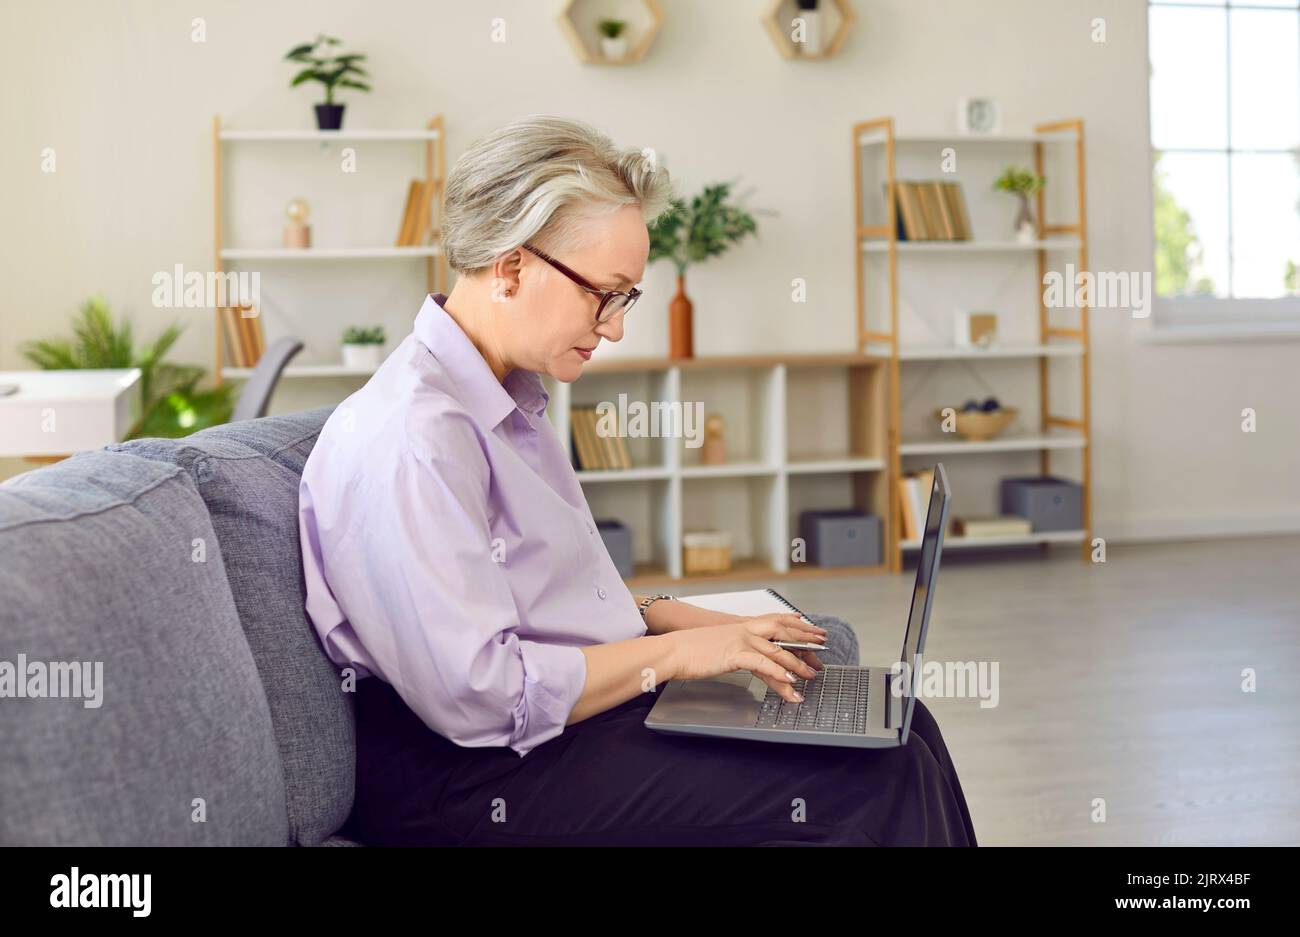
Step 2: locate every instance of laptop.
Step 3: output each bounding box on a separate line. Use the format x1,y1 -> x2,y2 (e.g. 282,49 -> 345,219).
645,462 -> 951,749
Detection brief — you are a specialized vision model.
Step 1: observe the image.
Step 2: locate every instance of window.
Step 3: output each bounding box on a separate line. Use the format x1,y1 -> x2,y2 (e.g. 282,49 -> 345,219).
1149,1 -> 1300,324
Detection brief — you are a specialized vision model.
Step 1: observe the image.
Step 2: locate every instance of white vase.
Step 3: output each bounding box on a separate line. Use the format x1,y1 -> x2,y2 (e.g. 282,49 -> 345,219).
341,344 -> 382,370
601,36 -> 627,60
796,10 -> 823,55
1016,219 -> 1038,244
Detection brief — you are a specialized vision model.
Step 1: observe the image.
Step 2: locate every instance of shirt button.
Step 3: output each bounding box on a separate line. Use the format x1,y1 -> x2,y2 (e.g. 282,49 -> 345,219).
596,586 -> 607,600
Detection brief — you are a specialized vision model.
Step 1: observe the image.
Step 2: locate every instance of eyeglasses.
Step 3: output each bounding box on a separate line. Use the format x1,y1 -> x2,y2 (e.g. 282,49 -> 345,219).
520,242 -> 641,324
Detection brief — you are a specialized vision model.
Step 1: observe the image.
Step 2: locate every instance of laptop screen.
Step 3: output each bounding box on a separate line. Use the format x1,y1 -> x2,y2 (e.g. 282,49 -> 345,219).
897,463 -> 951,744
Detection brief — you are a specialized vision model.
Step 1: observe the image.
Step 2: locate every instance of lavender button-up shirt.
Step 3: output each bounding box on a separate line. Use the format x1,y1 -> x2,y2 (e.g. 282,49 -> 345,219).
299,292 -> 647,757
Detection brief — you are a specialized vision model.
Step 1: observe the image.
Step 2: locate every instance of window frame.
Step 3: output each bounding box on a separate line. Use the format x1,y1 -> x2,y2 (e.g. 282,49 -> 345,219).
1146,0 -> 1300,338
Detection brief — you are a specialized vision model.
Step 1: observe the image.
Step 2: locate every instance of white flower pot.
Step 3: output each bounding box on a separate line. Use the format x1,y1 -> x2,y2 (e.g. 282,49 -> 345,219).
601,36 -> 628,60
796,10 -> 823,55
341,344 -> 382,370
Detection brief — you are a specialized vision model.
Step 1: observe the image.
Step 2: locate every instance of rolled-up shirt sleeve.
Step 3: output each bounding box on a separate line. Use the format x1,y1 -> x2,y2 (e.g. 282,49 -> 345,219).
319,431 -> 588,758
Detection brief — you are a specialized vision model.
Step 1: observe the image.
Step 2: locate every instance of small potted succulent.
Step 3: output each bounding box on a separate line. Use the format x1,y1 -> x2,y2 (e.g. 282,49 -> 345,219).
285,34 -> 371,130
598,18 -> 629,60
994,166 -> 1046,243
341,325 -> 385,370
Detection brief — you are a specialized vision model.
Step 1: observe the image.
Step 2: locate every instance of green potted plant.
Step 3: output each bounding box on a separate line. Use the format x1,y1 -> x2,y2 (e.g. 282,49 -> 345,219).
341,325 -> 385,370
21,295 -> 235,438
648,181 -> 761,358
598,19 -> 629,60
994,166 -> 1046,243
284,34 -> 371,130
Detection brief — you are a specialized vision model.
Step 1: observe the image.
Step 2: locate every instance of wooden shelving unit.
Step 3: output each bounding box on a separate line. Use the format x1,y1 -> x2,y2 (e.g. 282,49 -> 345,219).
852,116 -> 1093,570
541,352 -> 891,587
211,114 -> 448,384
556,0 -> 663,64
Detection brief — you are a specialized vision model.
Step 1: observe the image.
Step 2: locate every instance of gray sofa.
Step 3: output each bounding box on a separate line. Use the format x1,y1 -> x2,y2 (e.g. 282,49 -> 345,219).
0,407 -> 360,846
1,406 -> 861,846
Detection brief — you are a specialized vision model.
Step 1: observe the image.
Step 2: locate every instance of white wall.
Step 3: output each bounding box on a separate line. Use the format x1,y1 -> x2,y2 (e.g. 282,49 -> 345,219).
2,0 -> 1296,539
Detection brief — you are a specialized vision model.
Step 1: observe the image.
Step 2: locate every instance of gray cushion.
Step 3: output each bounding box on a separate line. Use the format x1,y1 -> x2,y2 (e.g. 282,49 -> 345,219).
804,614 -> 860,667
112,406 -> 353,846
0,450 -> 288,845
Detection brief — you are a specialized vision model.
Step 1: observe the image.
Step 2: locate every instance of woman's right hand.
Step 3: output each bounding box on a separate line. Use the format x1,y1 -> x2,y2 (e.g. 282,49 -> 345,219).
665,614 -> 826,703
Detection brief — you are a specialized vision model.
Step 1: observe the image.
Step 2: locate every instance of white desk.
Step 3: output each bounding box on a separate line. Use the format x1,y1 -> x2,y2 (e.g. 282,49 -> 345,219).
0,369 -> 142,458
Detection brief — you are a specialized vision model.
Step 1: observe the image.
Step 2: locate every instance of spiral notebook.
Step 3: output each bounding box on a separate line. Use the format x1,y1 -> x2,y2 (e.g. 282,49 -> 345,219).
677,588 -> 824,650
680,588 -> 807,620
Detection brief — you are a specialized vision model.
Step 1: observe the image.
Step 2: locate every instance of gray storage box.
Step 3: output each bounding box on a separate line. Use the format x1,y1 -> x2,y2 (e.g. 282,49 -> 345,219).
999,476 -> 1083,532
595,518 -> 635,578
798,509 -> 881,568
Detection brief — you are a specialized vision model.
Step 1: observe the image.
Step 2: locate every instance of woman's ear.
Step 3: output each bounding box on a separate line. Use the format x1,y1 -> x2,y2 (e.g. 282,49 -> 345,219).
490,247 -> 525,303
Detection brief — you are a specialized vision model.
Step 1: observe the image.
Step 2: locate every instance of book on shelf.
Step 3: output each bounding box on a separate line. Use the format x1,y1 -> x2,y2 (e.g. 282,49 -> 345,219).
570,407 -> 632,471
915,183 -> 945,239
220,307 -> 245,367
572,408 -> 603,470
897,469 -> 933,541
603,408 -> 632,469
395,179 -> 436,247
885,181 -> 972,241
927,181 -> 957,239
222,304 -> 265,367
953,515 -> 1032,538
941,181 -> 972,240
899,469 -> 963,541
395,180 -> 421,247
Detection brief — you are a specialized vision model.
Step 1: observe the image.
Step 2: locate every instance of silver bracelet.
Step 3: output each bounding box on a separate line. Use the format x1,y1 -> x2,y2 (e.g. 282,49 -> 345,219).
637,593 -> 676,620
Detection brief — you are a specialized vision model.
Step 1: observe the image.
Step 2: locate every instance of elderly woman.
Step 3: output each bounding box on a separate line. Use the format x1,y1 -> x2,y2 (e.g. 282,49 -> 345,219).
299,115 -> 976,846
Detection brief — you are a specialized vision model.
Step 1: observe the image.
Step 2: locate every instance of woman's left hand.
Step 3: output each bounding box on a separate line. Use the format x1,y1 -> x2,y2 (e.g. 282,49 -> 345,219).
643,604 -> 828,673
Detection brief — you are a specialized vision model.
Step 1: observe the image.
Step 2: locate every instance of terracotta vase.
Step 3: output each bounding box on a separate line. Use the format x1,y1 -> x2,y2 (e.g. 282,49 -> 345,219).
669,273 -> 694,359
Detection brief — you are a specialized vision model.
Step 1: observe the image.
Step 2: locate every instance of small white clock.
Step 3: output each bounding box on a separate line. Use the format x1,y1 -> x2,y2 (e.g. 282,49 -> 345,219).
957,97 -> 1000,135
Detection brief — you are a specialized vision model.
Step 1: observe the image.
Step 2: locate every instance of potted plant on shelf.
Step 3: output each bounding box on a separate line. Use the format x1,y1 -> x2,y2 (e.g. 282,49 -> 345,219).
341,325 -> 385,370
21,295 -> 235,437
284,34 -> 371,131
648,181 -> 761,359
598,18 -> 629,60
994,166 -> 1046,244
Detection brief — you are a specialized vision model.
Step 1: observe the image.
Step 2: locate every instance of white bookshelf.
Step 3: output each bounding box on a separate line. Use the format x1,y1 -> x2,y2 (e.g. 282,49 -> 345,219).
211,114 -> 448,384
542,353 -> 891,586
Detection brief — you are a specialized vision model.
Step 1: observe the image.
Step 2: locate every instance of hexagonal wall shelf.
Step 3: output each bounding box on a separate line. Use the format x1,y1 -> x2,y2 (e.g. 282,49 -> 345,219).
557,0 -> 663,65
762,0 -> 855,60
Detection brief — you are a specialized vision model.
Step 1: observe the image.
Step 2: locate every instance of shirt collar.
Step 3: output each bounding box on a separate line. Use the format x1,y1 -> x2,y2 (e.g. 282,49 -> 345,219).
413,293 -> 550,429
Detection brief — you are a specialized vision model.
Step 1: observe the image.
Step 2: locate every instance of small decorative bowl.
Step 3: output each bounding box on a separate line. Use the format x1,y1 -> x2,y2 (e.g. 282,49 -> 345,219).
934,406 -> 1018,442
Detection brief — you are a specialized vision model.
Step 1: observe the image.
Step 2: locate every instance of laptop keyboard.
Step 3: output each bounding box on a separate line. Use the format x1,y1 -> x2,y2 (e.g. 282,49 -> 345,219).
754,665 -> 871,734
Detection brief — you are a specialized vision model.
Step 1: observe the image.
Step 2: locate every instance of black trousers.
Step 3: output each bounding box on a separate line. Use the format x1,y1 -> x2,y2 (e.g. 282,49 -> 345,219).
344,616 -> 977,846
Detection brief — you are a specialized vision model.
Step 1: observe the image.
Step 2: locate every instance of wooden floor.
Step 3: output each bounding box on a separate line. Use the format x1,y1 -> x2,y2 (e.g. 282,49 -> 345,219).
659,536 -> 1300,846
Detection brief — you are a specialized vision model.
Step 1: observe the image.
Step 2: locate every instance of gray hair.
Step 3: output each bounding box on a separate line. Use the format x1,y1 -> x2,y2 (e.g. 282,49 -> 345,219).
440,115 -> 674,275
